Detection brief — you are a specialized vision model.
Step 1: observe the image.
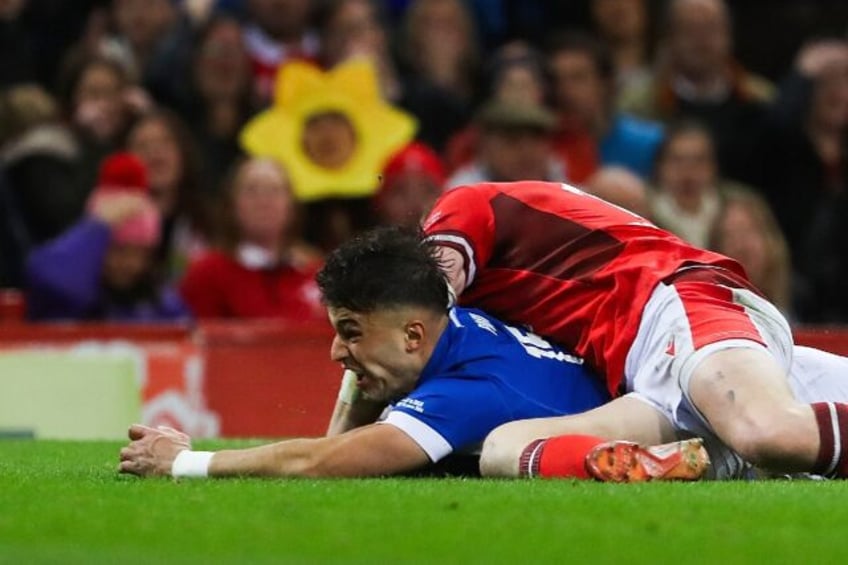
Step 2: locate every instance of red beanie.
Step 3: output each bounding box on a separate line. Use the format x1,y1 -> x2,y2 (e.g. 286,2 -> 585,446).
380,143 -> 446,192
96,152 -> 149,193
87,152 -> 160,246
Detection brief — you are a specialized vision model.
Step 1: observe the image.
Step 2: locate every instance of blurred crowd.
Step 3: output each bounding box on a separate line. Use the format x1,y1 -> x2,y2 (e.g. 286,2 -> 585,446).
1,0 -> 847,324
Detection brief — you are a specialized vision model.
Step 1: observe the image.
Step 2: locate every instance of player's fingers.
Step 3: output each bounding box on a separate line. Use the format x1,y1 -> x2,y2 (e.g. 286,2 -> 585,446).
118,459 -> 137,475
128,424 -> 155,440
119,446 -> 135,461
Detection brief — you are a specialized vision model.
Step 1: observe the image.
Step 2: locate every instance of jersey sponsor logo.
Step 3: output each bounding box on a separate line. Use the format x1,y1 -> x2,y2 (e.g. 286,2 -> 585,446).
469,312 -> 498,335
505,325 -> 584,365
396,397 -> 425,413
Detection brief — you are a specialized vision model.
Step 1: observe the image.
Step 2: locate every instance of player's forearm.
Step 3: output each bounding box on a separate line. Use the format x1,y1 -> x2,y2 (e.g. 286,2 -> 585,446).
122,422 -> 428,479
195,425 -> 428,478
206,436 -> 380,478
326,398 -> 386,436
326,370 -> 386,436
208,438 -> 321,477
433,245 -> 468,295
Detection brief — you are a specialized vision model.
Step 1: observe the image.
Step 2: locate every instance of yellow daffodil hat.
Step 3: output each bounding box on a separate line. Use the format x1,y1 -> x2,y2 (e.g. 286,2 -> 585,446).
240,58 -> 418,202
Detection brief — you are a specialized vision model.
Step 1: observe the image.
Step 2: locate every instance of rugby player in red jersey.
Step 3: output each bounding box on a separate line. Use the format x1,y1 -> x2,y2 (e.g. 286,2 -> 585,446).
423,181 -> 848,480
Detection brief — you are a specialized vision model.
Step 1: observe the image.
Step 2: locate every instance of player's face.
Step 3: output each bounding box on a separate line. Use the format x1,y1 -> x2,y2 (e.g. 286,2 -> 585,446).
328,307 -> 423,402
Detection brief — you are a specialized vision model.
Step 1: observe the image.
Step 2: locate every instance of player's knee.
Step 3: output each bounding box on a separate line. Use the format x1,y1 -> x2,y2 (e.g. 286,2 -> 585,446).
720,407 -> 810,467
479,423 -> 524,478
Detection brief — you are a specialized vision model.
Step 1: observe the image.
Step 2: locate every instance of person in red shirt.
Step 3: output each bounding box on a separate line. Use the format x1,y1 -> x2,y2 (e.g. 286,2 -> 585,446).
179,158 -> 324,320
423,180 -> 848,480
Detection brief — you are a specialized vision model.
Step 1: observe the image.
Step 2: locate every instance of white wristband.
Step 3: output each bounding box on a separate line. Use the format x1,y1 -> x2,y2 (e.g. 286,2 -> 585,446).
337,369 -> 360,404
171,450 -> 215,478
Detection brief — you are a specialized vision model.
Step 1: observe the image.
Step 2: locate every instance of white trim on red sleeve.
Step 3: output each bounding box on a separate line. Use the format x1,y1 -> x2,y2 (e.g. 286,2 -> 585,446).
425,233 -> 477,287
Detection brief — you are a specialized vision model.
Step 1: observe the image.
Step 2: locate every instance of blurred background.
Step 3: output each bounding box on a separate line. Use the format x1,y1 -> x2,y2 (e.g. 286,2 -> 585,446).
1,0 -> 848,439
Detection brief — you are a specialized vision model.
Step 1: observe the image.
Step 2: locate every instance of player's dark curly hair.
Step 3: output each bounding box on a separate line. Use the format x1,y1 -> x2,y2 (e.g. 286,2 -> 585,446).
316,227 -> 451,313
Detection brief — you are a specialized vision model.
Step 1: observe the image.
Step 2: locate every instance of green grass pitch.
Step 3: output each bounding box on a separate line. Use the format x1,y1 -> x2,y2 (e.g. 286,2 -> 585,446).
3,440 -> 848,564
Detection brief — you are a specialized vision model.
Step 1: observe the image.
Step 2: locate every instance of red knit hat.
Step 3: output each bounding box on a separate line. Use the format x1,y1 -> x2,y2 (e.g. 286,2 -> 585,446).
87,152 -> 161,246
380,143 -> 446,191
96,152 -> 149,193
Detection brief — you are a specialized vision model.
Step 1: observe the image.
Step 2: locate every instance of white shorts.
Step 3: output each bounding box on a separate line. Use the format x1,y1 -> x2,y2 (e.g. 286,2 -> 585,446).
623,273 -> 794,479
788,346 -> 848,403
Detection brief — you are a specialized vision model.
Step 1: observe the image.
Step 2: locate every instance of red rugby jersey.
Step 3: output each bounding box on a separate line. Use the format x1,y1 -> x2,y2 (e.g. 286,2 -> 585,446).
423,181 -> 748,396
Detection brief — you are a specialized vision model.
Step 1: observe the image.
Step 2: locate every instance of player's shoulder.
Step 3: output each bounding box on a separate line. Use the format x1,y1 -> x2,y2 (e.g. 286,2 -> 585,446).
439,181 -> 562,200
450,307 -> 502,333
447,308 -> 532,355
443,308 -> 508,350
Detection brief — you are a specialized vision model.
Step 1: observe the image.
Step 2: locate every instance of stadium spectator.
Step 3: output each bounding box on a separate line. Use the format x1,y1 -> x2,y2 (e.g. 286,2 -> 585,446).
398,0 -> 479,110
179,158 -> 324,320
107,0 -> 180,78
316,0 -> 467,152
169,16 -> 257,194
483,41 -> 549,108
25,152 -> 187,322
547,32 -> 664,183
709,187 -> 794,317
0,0 -> 36,86
243,0 -> 318,103
240,59 -> 416,251
112,0 -> 200,98
584,166 -> 651,219
590,0 -> 654,92
755,39 -> 848,322
618,0 -> 773,183
444,41 -> 549,172
373,142 -> 445,228
446,99 -> 564,188
649,120 -> 724,248
317,0 -> 399,95
0,85 -> 83,287
126,109 -> 212,278
650,120 -> 765,250
57,53 -> 152,192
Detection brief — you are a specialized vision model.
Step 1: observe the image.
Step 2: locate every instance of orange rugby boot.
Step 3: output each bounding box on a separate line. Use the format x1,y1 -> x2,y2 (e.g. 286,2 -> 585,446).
585,438 -> 710,483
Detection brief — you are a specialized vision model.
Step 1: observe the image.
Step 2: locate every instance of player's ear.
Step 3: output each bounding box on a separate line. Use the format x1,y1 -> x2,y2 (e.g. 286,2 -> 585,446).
404,321 -> 425,352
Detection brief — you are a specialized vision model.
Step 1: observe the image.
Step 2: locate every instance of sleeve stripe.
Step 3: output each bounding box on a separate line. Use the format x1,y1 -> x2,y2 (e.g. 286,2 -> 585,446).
425,233 -> 477,287
380,411 -> 453,462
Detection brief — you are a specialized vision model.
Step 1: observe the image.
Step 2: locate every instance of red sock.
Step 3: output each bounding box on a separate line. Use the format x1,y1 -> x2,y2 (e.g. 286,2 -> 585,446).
812,402 -> 848,477
518,435 -> 606,479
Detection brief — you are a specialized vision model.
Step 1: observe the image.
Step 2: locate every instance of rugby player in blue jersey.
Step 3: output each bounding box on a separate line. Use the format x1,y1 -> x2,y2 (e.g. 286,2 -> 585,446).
119,227 -> 707,480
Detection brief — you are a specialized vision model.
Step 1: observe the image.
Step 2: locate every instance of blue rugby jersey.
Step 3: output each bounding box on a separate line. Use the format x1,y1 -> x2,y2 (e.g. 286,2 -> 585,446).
381,307 -> 610,462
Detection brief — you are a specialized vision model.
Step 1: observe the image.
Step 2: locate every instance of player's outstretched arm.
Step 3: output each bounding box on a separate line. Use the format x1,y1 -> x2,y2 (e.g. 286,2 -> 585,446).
119,423 -> 430,479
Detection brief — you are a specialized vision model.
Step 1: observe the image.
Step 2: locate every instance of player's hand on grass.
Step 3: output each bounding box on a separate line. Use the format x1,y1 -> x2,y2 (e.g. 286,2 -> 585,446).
119,424 -> 192,477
